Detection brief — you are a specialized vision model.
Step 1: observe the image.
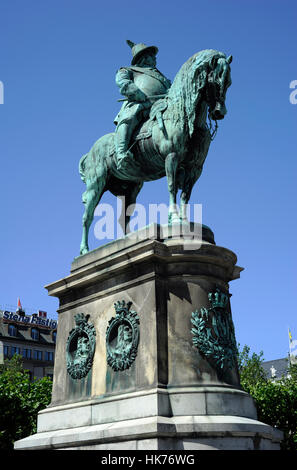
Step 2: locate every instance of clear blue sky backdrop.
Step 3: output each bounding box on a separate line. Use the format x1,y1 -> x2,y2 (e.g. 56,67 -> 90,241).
0,0 -> 296,360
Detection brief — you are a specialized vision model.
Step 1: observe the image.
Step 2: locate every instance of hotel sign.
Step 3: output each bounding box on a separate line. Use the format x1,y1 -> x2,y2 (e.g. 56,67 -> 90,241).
3,311 -> 57,330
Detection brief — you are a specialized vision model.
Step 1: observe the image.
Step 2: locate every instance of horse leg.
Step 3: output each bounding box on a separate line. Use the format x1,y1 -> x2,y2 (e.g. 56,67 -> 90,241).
80,176 -> 106,255
124,182 -> 144,233
180,186 -> 197,222
179,168 -> 202,222
117,181 -> 144,235
165,152 -> 179,224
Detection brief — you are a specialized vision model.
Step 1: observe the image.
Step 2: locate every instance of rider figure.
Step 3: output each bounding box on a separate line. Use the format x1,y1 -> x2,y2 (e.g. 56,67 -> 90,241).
114,40 -> 171,170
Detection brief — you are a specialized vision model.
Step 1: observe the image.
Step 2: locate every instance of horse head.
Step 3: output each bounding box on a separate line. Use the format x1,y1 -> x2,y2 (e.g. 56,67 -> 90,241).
206,54 -> 232,121
167,50 -> 232,138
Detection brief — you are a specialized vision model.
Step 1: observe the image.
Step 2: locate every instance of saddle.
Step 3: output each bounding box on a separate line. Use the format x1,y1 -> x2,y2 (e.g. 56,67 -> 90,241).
132,97 -> 168,140
110,98 -> 168,157
149,98 -> 168,131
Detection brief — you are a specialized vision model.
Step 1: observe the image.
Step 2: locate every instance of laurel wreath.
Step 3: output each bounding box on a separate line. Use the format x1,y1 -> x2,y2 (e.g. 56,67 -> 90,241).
191,305 -> 237,373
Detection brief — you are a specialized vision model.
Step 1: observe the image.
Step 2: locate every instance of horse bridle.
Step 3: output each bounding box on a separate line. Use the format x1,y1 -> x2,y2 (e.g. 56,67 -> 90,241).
205,64 -> 222,140
205,72 -> 218,140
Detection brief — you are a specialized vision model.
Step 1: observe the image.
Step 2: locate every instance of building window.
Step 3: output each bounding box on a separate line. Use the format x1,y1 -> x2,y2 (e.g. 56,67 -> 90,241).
4,345 -> 9,357
45,351 -> 54,362
31,328 -> 39,340
52,331 -> 57,343
22,348 -> 32,359
8,324 -> 18,337
33,350 -> 43,361
11,346 -> 21,356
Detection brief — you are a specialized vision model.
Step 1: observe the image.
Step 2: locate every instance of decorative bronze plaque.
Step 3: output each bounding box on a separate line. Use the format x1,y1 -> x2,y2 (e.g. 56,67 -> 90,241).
106,300 -> 140,372
66,313 -> 96,379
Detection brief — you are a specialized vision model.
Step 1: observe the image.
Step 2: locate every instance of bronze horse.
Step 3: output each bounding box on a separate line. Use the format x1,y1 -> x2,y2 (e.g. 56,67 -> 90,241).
79,49 -> 232,254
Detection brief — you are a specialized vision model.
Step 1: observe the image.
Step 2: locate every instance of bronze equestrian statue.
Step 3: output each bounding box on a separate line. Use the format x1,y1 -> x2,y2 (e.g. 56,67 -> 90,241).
79,41 -> 232,255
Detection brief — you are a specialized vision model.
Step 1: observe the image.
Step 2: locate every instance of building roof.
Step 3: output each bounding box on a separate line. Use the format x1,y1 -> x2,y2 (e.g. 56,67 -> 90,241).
0,310 -> 57,346
262,357 -> 289,380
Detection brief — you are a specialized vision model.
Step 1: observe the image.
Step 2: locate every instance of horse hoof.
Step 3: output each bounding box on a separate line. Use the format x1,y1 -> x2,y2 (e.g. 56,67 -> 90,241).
80,247 -> 89,255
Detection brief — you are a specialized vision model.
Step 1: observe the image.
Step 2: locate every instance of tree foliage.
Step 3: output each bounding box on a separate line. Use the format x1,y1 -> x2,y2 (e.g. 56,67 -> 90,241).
237,344 -> 267,393
0,355 -> 52,449
237,344 -> 297,451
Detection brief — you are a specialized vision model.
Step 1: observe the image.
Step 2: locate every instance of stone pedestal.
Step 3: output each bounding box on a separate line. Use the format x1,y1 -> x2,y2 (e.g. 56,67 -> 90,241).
14,224 -> 282,450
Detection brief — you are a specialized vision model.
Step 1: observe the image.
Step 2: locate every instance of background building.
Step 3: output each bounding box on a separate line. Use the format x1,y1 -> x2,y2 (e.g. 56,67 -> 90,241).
262,331 -> 296,381
262,358 -> 290,381
0,307 -> 57,380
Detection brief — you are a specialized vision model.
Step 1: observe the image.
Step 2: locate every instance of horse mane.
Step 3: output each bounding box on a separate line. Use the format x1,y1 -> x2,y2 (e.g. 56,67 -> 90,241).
166,49 -> 226,137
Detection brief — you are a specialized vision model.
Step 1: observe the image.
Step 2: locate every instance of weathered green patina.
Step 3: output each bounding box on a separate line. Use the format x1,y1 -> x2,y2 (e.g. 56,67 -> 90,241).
79,43 -> 232,254
106,300 -> 140,372
66,313 -> 96,380
191,288 -> 237,375
114,40 -> 171,170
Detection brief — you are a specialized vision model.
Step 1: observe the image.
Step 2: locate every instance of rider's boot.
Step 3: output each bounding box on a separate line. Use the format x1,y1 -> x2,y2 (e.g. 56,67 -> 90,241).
115,123 -> 134,171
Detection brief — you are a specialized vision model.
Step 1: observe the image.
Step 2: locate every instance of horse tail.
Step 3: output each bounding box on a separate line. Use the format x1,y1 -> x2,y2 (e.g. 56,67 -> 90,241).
79,133 -> 113,186
79,153 -> 88,183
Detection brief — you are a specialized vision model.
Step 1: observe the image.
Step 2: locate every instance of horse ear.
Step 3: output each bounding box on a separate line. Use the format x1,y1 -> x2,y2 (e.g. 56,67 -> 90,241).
126,40 -> 135,49
207,55 -> 217,71
227,55 -> 233,64
210,56 -> 217,68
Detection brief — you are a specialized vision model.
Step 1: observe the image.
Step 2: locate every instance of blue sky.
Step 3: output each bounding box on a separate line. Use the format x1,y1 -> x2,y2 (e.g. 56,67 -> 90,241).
0,0 -> 296,360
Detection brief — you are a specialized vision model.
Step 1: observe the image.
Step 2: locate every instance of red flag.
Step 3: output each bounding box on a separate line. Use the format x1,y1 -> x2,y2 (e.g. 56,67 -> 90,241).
17,297 -> 22,310
38,310 -> 47,318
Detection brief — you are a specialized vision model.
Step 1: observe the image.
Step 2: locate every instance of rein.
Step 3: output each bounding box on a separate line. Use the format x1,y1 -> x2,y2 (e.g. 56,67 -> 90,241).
207,113 -> 218,141
205,67 -> 219,141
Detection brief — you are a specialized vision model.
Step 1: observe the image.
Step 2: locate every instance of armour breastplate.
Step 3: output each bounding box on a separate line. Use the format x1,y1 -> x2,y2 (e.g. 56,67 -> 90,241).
129,67 -> 170,98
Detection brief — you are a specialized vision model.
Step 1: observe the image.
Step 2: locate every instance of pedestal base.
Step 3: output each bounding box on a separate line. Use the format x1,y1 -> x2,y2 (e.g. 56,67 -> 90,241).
15,414 -> 282,450
14,225 -> 283,450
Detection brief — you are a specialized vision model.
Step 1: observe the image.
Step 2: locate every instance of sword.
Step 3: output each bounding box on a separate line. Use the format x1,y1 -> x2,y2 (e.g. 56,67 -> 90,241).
117,94 -> 167,102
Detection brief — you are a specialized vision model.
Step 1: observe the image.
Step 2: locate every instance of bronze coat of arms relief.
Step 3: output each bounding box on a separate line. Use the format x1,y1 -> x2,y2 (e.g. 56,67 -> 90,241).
66,313 -> 96,380
106,300 -> 140,372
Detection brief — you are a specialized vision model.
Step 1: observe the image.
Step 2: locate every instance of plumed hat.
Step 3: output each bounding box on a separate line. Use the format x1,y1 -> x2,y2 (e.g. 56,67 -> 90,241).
126,40 -> 158,65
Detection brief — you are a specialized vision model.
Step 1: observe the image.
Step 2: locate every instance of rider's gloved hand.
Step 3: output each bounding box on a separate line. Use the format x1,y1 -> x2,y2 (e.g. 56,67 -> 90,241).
120,79 -> 148,103
133,89 -> 147,103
